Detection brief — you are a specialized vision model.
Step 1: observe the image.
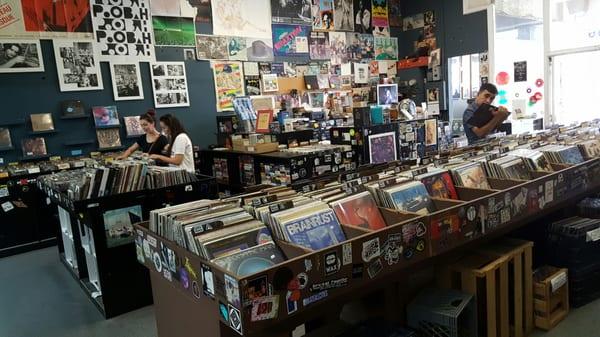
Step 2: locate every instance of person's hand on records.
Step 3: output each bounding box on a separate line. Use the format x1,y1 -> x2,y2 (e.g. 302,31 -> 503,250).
149,154 -> 161,160
494,106 -> 510,120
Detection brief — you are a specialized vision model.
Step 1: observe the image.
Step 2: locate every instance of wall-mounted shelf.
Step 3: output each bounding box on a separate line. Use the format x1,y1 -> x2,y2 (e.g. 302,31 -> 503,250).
21,154 -> 51,161
29,130 -> 59,135
95,125 -> 121,129
64,139 -> 95,146
60,115 -> 89,120
0,146 -> 15,152
97,145 -> 125,152
0,120 -> 25,127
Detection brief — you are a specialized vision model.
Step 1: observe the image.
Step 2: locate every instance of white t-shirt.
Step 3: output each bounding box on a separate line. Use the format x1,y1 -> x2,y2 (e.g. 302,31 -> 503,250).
170,133 -> 195,173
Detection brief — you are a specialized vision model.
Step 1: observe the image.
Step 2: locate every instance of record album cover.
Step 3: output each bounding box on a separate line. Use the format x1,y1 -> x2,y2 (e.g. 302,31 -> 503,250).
421,172 -> 458,200
213,242 -> 285,277
389,182 -> 434,215
30,113 -> 54,132
93,106 -> 119,127
330,191 -> 387,230
96,128 -> 122,149
103,205 -> 142,248
368,132 -> 397,164
21,137 -> 47,157
0,128 -> 12,148
124,116 -> 145,137
282,209 -> 346,250
61,100 -> 85,118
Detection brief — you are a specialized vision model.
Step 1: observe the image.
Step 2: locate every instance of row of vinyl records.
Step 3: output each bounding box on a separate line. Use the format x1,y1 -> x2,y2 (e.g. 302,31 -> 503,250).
38,158 -> 198,201
146,135 -> 600,277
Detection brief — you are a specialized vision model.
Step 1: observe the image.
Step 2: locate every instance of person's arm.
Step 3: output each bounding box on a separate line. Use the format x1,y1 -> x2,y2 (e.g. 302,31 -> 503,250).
0,55 -> 25,68
149,153 -> 183,165
116,142 -> 139,160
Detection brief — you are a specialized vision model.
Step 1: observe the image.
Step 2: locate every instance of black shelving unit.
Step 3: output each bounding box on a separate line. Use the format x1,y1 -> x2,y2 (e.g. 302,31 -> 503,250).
97,145 -> 126,152
29,129 -> 59,135
60,115 -> 89,120
20,154 -> 51,161
64,139 -> 96,146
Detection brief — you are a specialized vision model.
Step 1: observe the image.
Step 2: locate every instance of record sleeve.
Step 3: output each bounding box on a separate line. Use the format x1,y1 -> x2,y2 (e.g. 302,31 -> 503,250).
212,242 -> 285,277
467,103 -> 496,128
420,171 -> 458,200
30,113 -> 55,132
330,191 -> 387,230
281,209 -> 346,250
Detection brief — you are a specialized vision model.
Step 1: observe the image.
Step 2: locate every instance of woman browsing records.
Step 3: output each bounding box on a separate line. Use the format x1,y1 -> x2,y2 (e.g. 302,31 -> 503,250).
149,114 -> 195,173
117,110 -> 168,159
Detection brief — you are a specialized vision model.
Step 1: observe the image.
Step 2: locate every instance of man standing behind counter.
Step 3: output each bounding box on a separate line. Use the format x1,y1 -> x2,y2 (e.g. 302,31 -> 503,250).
463,83 -> 510,144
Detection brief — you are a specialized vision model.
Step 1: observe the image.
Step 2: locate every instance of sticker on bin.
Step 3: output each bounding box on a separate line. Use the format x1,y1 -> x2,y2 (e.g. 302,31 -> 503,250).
185,185 -> 193,192
550,271 -> 567,293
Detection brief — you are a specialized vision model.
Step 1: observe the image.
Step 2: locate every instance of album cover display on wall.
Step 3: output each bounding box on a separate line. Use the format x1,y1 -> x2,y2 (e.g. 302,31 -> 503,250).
93,106 -> 120,127
246,38 -> 275,62
228,37 -> 248,61
272,24 -> 310,57
0,40 -> 44,73
312,0 -> 334,31
109,63 -> 144,101
30,113 -> 54,132
333,0 -> 354,31
211,0 -> 272,39
150,62 -> 190,108
348,33 -> 374,60
153,16 -> 195,47
0,128 -> 12,148
96,128 -> 122,149
212,61 -> 245,111
21,137 -> 47,157
329,32 -> 349,65
90,0 -> 155,62
195,34 -> 229,60
309,31 -> 330,60
270,0 -> 311,25
374,36 -> 398,60
60,100 -> 85,118
353,0 -> 372,33
103,205 -> 142,248
368,131 -> 397,164
124,116 -> 144,137
0,0 -> 93,38
52,39 -> 103,92
371,0 -> 389,36
388,0 -> 401,26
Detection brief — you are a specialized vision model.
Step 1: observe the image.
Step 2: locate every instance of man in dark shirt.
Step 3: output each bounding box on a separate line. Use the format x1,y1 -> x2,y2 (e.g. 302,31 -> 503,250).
463,83 -> 510,144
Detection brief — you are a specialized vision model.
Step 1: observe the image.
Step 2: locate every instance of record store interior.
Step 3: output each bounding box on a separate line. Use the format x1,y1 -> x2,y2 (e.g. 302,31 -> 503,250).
2,0 -> 600,337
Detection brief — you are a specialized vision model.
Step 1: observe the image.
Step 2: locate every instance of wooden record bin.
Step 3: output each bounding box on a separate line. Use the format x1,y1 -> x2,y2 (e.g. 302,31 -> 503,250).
135,159 -> 600,337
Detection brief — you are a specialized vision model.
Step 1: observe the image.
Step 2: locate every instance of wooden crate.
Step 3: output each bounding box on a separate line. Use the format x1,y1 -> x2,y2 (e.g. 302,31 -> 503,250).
533,266 -> 569,331
437,238 -> 534,337
232,141 -> 279,153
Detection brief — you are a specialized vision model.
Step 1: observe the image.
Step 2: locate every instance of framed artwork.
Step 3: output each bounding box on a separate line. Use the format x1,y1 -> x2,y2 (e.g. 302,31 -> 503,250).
255,109 -> 273,133
150,62 -> 190,108
109,63 -> 144,101
52,39 -> 103,92
0,40 -> 44,73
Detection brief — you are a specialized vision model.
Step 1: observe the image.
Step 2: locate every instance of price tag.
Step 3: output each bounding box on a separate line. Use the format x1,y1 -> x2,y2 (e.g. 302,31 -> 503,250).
550,271 -> 567,293
586,228 -> 600,242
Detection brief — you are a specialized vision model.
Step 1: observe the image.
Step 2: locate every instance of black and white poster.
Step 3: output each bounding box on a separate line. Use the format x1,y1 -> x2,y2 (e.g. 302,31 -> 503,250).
0,40 -> 44,73
271,0 -> 312,25
334,0 -> 354,31
353,0 -> 372,33
109,62 -> 144,101
52,39 -> 103,92
91,0 -> 155,62
150,62 -> 190,108
514,61 -> 527,82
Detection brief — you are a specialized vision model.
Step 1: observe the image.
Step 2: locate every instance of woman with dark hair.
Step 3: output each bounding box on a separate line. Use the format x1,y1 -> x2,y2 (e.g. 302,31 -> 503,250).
149,114 -> 195,173
117,110 -> 168,159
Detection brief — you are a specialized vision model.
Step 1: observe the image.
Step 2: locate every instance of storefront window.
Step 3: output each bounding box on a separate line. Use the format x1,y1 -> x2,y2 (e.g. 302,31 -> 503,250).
550,0 -> 600,52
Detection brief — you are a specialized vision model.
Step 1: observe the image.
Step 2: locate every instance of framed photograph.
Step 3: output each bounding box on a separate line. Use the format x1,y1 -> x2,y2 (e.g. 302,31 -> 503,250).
0,40 -> 44,73
150,62 -> 190,108
261,73 -> 279,92
109,63 -> 144,101
93,106 -> 120,127
124,116 -> 145,137
368,132 -> 397,164
52,39 -> 103,92
377,84 -> 398,106
255,109 -> 273,133
427,88 -> 440,104
424,119 -> 438,146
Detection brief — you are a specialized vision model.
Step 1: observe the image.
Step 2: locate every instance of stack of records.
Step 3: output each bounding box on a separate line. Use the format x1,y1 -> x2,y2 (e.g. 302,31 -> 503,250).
577,198 -> 600,218
329,191 -> 388,230
145,166 -> 198,189
576,139 -> 600,159
409,168 -> 459,200
509,149 -> 553,172
482,155 -> 531,180
266,200 -> 347,250
372,181 -> 435,215
539,145 -> 585,165
447,162 -> 492,190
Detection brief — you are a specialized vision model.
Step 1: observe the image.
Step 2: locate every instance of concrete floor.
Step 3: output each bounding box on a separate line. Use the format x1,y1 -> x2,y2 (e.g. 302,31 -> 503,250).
1,247 -> 599,337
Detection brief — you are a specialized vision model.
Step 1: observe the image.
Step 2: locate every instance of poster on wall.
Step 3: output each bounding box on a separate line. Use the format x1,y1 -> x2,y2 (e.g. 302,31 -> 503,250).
211,61 -> 245,112
333,0 -> 354,31
150,62 -> 190,108
211,0 -> 272,39
91,0 -> 154,62
312,0 -> 334,31
374,36 -> 397,60
353,62 -> 368,84
353,0 -> 372,33
348,33 -> 374,60
195,34 -> 228,60
0,0 -> 93,38
371,0 -> 389,36
153,16 -> 195,47
329,31 -> 349,65
246,37 -> 274,62
388,0 -> 401,27
272,24 -> 310,57
271,0 -> 312,25
53,39 -> 103,92
109,63 -> 144,101
228,37 -> 248,61
150,0 -> 180,16
184,0 -> 211,22
514,61 -> 527,82
0,39 -> 44,72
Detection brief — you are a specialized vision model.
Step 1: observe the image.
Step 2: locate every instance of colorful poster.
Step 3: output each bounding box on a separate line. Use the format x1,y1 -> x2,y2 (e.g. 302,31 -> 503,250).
271,0 -> 312,25
371,0 -> 389,33
312,0 -> 334,31
153,16 -> 195,47
91,0 -> 155,62
272,24 -> 310,57
195,34 -> 228,60
228,37 -> 248,61
212,61 -> 245,111
150,62 -> 190,108
212,0 -> 272,39
309,31 -> 330,60
374,36 -> 397,60
347,32 -> 373,60
353,0 -> 372,34
0,0 -> 30,37
52,39 -> 103,92
333,0 -> 354,31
